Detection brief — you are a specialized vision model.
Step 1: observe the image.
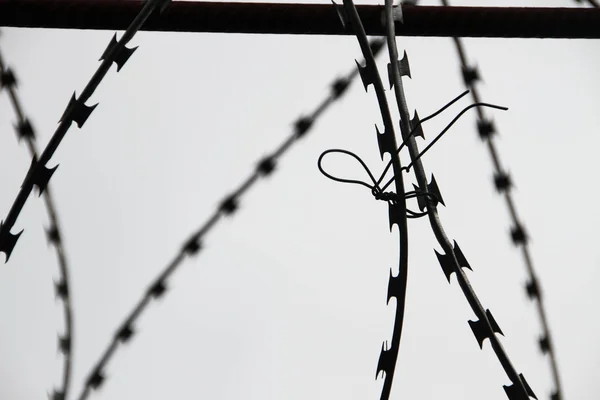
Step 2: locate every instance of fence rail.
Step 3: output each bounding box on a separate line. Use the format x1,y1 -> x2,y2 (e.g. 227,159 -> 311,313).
1,1 -> 600,38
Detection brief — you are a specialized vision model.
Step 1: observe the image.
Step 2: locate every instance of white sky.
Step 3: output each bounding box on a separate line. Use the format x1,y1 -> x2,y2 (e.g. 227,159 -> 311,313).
1,1 -> 599,399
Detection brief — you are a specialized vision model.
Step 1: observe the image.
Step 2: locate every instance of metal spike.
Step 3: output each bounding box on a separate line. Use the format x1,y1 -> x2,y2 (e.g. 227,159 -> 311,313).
413,175 -> 444,211
331,1 -> 348,29
355,60 -> 373,92
14,119 -> 34,141
461,65 -> 480,86
412,183 -> 425,211
539,336 -> 550,354
410,111 -> 425,140
58,334 -> 71,354
386,268 -> 402,303
494,172 -> 512,193
100,33 -> 138,72
376,125 -> 394,160
477,119 -> 496,140
0,221 -> 23,262
551,391 -> 561,400
294,116 -> 313,138
467,310 -> 502,349
386,64 -> 394,89
257,156 -> 276,176
452,241 -> 472,272
525,280 -> 539,300
87,369 -> 105,390
183,236 -> 202,256
24,158 -> 58,196
467,318 -> 488,349
434,242 -> 472,283
511,224 -> 528,245
148,280 -> 167,298
434,249 -> 455,283
387,202 -> 403,231
387,51 -> 411,88
116,323 -> 134,343
398,51 -> 411,78
45,225 -> 61,245
427,175 -> 445,207
376,341 -> 393,379
486,309 -> 504,336
59,93 -> 98,128
331,77 -> 349,99
54,280 -> 69,300
0,68 -> 16,88
220,195 -> 238,215
503,374 -> 538,400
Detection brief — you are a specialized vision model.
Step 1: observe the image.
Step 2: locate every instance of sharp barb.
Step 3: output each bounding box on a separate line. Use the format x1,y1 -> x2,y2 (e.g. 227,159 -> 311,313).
376,125 -> 396,160
100,33 -> 138,72
0,67 -> 16,88
354,59 -> 374,92
443,1 -> 562,397
14,119 -> 35,141
462,65 -> 480,86
0,222 -> 23,262
410,111 -> 424,139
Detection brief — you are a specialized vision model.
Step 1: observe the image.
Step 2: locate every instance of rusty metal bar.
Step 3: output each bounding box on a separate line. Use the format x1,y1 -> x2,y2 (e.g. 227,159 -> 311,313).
0,1 -> 599,38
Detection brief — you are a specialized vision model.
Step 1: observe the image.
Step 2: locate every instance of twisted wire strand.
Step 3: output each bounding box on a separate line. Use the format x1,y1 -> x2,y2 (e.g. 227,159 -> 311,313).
71,34 -> 396,400
0,35 -> 74,400
379,1 -> 537,398
441,1 -> 564,398
0,0 -> 172,263
335,0 -> 417,397
317,92 -> 506,220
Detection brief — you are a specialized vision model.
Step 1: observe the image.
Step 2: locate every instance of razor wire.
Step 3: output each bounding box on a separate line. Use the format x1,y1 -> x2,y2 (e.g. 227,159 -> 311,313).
66,26 -> 422,400
318,86 -> 512,399
440,1 -> 564,399
0,35 -> 75,400
0,0 -> 171,263
381,1 -> 537,398
330,1 -> 411,396
332,0 -> 538,398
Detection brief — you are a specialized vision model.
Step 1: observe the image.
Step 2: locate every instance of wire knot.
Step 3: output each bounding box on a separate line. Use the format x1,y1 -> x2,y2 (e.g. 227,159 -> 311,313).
372,187 -> 400,203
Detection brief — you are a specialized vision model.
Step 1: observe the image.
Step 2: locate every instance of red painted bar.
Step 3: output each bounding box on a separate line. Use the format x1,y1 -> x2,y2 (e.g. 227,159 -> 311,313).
0,1 -> 599,38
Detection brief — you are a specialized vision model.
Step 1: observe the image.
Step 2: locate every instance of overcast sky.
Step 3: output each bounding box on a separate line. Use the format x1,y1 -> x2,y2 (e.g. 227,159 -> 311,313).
1,1 -> 599,399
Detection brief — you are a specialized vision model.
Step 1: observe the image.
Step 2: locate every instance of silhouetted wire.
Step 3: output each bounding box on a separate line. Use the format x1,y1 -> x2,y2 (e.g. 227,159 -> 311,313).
0,0 -> 172,263
0,34 -> 75,400
318,94 -> 508,209
333,0 -> 414,398
441,1 -> 564,399
378,0 -> 536,398
70,26 -> 404,400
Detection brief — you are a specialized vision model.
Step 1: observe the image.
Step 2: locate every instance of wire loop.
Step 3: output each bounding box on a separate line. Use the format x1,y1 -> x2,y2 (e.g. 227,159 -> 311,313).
318,90 -> 507,219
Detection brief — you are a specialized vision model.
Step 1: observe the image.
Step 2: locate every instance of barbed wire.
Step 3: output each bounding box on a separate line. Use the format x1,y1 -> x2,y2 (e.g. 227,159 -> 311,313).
332,2 -> 411,397
0,33 -> 75,400
66,25 -> 417,400
383,1 -> 537,398
440,1 -> 564,399
333,0 -> 538,398
318,85 -> 510,399
0,0 -> 171,263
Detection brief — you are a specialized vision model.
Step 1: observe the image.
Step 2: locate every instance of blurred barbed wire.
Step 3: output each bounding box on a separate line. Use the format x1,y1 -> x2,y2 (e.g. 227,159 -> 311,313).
0,33 -> 75,400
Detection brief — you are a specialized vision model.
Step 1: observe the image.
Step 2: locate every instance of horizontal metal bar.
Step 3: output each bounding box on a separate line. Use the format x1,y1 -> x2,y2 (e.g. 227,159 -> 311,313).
1,1 -> 599,38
